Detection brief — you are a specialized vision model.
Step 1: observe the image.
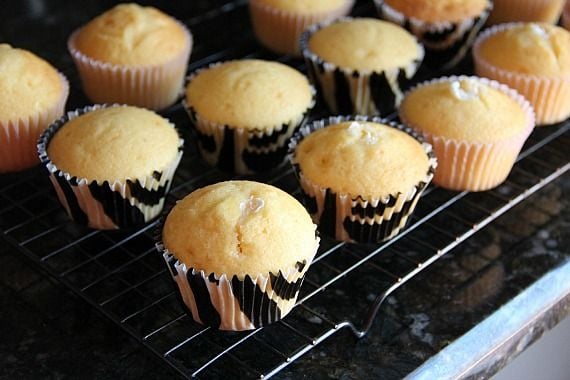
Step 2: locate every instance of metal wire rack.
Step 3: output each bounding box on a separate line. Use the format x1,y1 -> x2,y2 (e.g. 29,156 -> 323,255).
1,1 -> 569,379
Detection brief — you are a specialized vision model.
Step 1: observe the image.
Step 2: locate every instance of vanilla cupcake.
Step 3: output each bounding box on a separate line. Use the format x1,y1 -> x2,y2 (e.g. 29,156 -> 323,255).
290,117 -> 436,243
0,44 -> 68,173
158,180 -> 319,330
487,0 -> 565,25
68,3 -> 192,111
400,76 -> 535,191
473,23 -> 570,125
184,59 -> 315,174
375,0 -> 492,70
301,18 -> 423,117
38,105 -> 183,230
249,0 -> 354,56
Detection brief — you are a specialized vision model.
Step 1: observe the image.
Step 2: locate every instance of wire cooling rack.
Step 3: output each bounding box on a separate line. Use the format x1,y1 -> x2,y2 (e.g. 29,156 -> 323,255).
1,1 -> 570,379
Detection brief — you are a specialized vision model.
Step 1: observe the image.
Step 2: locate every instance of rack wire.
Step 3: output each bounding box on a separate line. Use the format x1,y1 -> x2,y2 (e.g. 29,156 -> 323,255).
1,1 -> 569,379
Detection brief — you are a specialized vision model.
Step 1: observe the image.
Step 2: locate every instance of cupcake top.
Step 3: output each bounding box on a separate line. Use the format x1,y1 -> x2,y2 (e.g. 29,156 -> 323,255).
254,0 -> 349,12
400,77 -> 531,142
0,44 -> 64,122
185,59 -> 313,130
162,180 -> 318,276
295,121 -> 430,198
476,23 -> 570,76
307,18 -> 422,73
73,3 -> 189,66
383,0 -> 489,23
47,105 -> 180,182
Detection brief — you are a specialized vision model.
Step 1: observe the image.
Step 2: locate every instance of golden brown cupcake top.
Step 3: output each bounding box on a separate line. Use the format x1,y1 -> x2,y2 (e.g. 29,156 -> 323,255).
384,0 -> 489,23
255,0 -> 349,12
295,121 -> 430,198
47,106 -> 180,182
163,181 -> 318,277
185,59 -> 313,130
73,3 -> 189,66
307,18 -> 422,73
477,23 -> 570,76
0,44 -> 64,122
400,78 -> 531,142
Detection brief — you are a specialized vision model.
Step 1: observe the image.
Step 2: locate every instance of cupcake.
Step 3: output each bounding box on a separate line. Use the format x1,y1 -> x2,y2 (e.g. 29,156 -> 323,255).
563,1 -> 570,30
374,0 -> 492,70
487,0 -> 565,25
399,76 -> 535,191
289,116 -> 436,243
68,3 -> 192,111
184,59 -> 315,174
249,0 -> 354,56
38,105 -> 183,230
473,23 -> 570,125
0,44 -> 68,173
158,180 -> 319,331
301,18 -> 424,117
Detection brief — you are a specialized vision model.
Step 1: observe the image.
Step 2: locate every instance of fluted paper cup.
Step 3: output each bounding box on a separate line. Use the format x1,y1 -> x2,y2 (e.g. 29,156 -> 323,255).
38,104 -> 184,230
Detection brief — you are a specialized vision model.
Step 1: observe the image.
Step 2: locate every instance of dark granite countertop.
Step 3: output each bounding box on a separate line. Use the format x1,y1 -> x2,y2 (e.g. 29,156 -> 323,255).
1,1 -> 569,379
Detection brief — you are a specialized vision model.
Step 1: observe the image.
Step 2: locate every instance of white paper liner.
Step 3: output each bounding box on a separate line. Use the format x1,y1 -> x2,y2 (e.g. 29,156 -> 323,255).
184,61 -> 316,174
67,21 -> 192,111
300,17 -> 424,117
158,239 -> 320,331
400,76 -> 536,191
487,0 -> 565,24
0,73 -> 69,173
38,104 -> 184,230
473,23 -> 570,125
374,0 -> 491,70
249,0 -> 354,56
289,115 -> 436,243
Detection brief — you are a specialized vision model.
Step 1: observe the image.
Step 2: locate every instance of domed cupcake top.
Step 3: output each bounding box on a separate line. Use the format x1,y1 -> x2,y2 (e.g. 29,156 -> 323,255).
400,77 -> 531,142
295,121 -> 430,198
47,105 -> 180,182
185,59 -> 313,130
255,0 -> 349,12
73,3 -> 189,66
162,180 -> 318,277
477,23 -> 570,76
0,44 -> 64,122
383,0 -> 488,23
307,18 -> 422,73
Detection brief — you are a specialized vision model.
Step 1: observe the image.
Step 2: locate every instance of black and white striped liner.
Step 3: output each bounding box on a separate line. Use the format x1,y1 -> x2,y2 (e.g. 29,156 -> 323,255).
183,61 -> 316,175
37,104 -> 184,230
289,115 -> 437,243
156,230 -> 319,331
300,17 -> 424,117
374,0 -> 492,71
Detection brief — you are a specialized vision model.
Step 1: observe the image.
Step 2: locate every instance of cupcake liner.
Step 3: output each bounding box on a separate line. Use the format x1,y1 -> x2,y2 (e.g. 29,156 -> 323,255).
400,76 -> 536,191
157,237 -> 319,331
473,23 -> 570,125
0,73 -> 69,173
374,0 -> 492,71
183,62 -> 316,175
249,0 -> 354,56
289,115 -> 436,243
37,104 -> 184,230
67,22 -> 192,111
300,17 -> 424,117
487,0 -> 565,24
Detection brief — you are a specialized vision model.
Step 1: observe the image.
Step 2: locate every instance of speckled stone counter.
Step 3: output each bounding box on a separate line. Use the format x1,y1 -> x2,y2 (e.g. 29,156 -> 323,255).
1,1 -> 569,379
